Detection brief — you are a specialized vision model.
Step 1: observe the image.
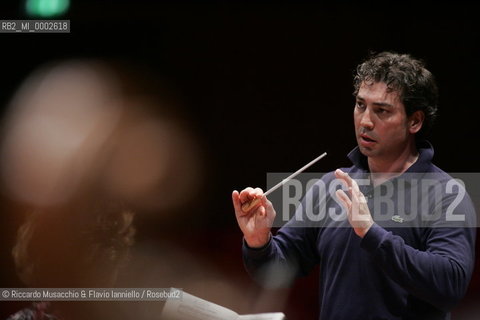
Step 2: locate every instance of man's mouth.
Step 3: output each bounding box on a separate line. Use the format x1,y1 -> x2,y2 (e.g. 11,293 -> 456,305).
360,134 -> 377,147
360,134 -> 377,144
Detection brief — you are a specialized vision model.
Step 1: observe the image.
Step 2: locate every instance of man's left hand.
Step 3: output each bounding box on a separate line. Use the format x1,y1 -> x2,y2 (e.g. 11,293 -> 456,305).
335,169 -> 374,238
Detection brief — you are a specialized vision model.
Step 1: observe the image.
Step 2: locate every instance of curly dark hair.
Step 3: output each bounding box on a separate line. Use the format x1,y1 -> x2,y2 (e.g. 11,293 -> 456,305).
12,201 -> 136,287
353,52 -> 438,140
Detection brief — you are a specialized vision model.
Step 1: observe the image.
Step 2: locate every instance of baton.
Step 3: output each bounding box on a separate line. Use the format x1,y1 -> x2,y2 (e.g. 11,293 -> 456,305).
241,152 -> 327,211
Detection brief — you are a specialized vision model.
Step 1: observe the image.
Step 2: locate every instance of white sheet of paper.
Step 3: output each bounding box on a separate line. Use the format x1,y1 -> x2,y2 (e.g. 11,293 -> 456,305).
239,313 -> 286,320
161,289 -> 286,320
161,289 -> 239,320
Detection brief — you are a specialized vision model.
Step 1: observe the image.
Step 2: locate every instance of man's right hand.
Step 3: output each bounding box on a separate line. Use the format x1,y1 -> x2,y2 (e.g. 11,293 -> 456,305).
232,187 -> 276,248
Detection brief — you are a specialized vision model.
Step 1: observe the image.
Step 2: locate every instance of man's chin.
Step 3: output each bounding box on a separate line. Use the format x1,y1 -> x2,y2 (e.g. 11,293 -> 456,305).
358,145 -> 376,157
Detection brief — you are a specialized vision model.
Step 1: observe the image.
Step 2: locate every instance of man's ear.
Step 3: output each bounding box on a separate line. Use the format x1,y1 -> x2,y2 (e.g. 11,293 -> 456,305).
408,110 -> 425,134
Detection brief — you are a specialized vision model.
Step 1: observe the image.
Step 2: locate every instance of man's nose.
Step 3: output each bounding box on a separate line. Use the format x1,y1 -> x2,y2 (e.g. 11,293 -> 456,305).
360,108 -> 374,129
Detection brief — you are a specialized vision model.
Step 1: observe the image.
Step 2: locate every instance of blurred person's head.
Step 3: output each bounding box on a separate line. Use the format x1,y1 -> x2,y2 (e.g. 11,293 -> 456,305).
0,59 -> 206,320
0,59 -> 203,216
12,201 -> 136,288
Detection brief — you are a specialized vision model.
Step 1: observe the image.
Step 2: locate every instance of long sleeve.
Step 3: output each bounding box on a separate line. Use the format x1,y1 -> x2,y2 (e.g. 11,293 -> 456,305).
242,179 -> 324,287
242,225 -> 321,287
361,196 -> 476,312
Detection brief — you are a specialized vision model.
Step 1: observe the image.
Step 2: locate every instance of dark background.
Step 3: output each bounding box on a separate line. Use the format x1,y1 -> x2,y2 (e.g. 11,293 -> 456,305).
0,1 -> 479,319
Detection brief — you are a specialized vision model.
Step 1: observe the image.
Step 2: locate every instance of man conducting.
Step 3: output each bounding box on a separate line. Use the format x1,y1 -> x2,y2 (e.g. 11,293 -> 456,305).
232,52 -> 476,319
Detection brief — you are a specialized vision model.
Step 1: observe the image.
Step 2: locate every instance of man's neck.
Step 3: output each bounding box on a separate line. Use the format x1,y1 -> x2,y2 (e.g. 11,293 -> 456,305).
368,141 -> 419,186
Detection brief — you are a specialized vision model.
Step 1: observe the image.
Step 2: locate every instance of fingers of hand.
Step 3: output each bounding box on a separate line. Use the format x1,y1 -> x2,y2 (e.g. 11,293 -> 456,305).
233,190 -> 252,217
349,186 -> 370,223
239,187 -> 264,202
239,187 -> 255,203
334,171 -> 373,232
335,189 -> 351,212
257,206 -> 266,217
241,197 -> 261,212
335,168 -> 350,182
348,180 -> 368,207
233,191 -> 250,218
335,169 -> 354,198
253,187 -> 264,198
239,187 -> 264,212
335,170 -> 366,204
232,190 -> 241,211
350,178 -> 361,199
265,198 -> 273,208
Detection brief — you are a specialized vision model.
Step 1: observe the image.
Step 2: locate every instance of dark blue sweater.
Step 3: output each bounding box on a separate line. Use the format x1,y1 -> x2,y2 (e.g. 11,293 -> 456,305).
243,142 -> 476,320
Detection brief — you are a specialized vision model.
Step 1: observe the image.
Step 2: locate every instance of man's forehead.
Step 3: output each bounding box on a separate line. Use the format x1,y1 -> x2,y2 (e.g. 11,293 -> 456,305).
357,81 -> 401,103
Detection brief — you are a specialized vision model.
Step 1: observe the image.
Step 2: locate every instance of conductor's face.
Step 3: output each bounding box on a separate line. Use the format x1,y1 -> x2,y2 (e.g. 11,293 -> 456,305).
354,81 -> 414,160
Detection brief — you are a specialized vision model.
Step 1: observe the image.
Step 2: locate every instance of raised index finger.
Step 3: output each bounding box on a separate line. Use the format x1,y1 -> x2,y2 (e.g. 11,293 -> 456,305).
335,169 -> 353,189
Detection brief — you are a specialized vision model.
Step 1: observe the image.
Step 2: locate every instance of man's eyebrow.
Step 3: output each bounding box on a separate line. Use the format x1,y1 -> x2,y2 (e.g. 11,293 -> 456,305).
372,102 -> 394,108
356,96 -> 394,108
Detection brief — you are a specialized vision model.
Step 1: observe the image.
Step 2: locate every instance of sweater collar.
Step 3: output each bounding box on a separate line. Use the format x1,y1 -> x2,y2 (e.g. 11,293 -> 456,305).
347,140 -> 434,173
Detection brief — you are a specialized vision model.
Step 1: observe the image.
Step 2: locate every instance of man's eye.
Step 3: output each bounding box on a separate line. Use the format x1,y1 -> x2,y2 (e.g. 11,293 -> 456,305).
355,102 -> 365,109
